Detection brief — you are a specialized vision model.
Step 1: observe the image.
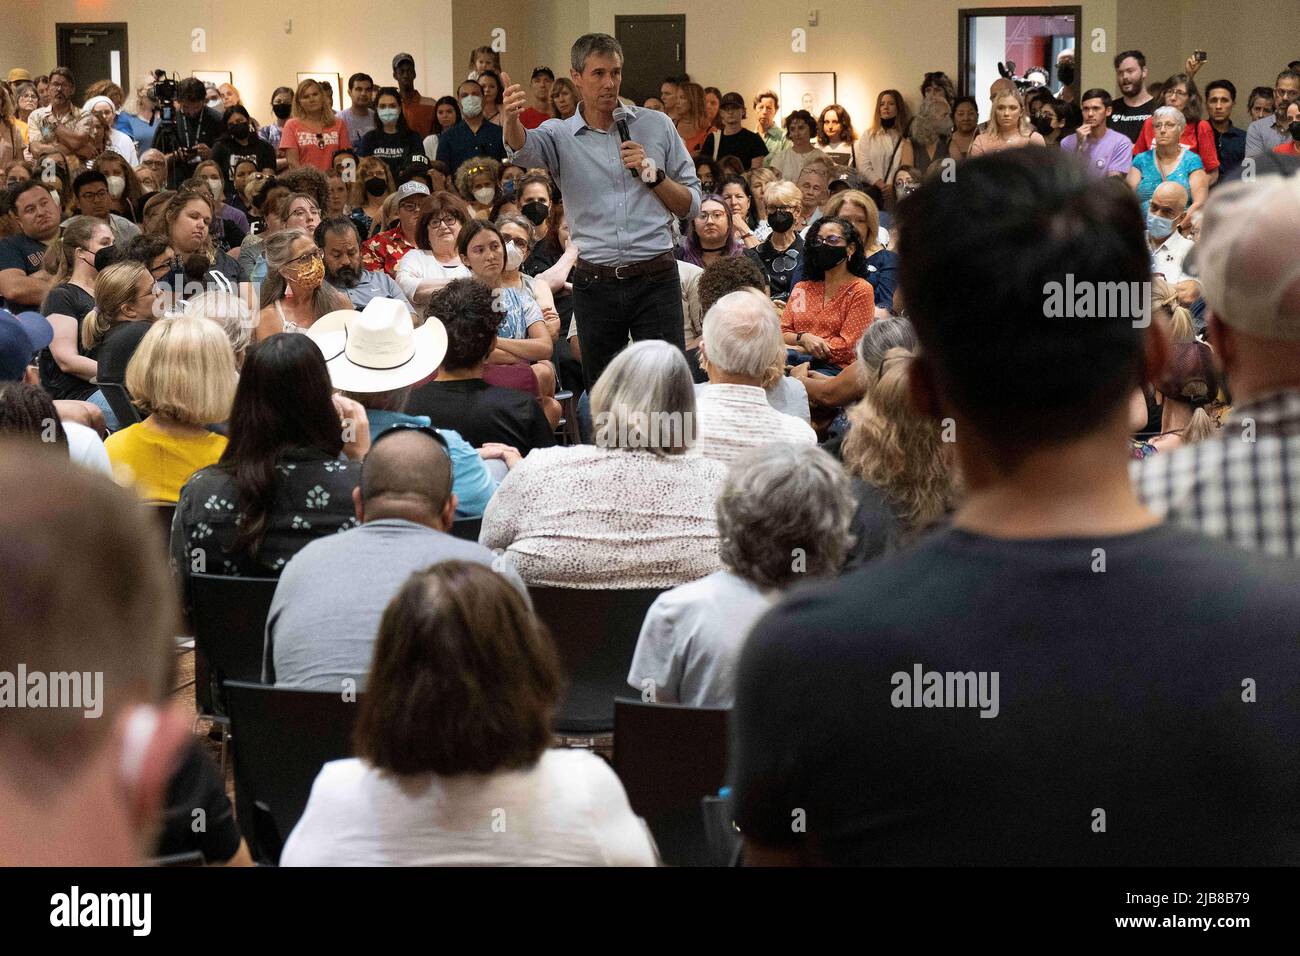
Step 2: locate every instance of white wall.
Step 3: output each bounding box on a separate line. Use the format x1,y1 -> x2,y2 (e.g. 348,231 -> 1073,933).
973,16 -> 1009,123
4,0 -> 454,122
4,0 -> 1284,135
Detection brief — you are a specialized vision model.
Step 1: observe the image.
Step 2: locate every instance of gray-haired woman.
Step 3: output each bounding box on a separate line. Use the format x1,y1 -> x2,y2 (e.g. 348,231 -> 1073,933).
626,442 -> 856,707
481,340 -> 728,589
1126,105 -> 1208,218
254,227 -> 351,342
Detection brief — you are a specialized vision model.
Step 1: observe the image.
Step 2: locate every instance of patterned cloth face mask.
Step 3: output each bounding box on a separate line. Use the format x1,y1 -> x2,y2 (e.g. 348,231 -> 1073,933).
283,252 -> 325,290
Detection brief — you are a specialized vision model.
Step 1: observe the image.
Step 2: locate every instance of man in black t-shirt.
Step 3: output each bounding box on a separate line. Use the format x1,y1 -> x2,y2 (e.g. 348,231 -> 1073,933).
0,181 -> 59,311
731,149 -> 1300,867
405,278 -> 555,454
1108,49 -> 1157,142
700,92 -> 768,170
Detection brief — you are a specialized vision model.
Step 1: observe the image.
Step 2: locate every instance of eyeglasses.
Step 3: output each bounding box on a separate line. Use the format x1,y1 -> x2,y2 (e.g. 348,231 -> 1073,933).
430,215 -> 460,227
767,204 -> 799,213
286,249 -> 322,266
1152,121 -> 1180,130
78,189 -> 109,201
695,210 -> 728,222
816,235 -> 848,247
287,205 -> 320,219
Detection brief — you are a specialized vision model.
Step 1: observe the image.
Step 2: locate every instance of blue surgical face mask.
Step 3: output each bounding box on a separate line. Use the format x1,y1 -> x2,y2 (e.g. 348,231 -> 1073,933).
377,107 -> 401,124
1147,212 -> 1176,240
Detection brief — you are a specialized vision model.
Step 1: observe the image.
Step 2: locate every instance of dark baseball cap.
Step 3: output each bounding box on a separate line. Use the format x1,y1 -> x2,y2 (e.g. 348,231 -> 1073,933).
392,53 -> 415,71
720,92 -> 746,110
0,310 -> 54,382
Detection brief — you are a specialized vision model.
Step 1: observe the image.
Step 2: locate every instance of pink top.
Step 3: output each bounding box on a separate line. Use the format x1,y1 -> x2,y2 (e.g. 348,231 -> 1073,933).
282,117 -> 352,171
968,128 -> 1047,156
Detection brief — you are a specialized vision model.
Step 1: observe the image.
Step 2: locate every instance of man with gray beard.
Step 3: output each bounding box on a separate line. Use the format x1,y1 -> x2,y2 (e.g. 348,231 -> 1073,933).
316,218 -> 410,311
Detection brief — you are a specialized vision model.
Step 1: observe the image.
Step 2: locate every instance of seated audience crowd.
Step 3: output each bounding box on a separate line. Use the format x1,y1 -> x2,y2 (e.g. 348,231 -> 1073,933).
2,32 -> 1299,870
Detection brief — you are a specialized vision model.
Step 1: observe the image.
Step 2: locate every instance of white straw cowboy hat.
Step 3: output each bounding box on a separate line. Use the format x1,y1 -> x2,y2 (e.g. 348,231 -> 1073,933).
306,298 -> 447,393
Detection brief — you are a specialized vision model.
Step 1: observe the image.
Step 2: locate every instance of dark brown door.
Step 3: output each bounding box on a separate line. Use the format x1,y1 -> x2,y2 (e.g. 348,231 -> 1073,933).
615,15 -> 685,107
56,23 -> 130,106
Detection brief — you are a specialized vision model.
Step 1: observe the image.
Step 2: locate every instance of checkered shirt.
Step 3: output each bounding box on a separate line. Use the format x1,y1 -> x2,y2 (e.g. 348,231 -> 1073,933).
1133,389 -> 1300,557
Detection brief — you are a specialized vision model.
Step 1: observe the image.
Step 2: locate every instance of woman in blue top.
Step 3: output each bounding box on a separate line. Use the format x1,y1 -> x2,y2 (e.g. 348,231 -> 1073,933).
457,219 -> 561,428
1126,106 -> 1208,218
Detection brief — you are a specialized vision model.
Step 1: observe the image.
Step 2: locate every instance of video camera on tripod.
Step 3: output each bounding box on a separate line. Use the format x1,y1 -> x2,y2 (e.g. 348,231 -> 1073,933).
148,70 -> 188,187
997,61 -> 1047,95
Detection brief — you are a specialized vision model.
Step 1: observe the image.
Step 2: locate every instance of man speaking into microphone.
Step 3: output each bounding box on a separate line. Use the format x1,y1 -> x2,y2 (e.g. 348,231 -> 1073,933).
500,33 -> 700,387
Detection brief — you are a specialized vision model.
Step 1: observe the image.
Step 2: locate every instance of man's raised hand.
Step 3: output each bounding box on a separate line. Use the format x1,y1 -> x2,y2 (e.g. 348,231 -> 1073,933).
500,73 -> 528,119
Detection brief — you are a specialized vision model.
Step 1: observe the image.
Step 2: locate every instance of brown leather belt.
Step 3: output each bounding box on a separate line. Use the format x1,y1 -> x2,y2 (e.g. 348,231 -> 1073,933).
574,252 -> 678,280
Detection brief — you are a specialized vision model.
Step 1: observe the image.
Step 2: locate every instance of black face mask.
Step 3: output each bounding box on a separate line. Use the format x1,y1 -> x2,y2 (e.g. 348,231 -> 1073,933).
880,116 -> 897,129
1057,64 -> 1076,86
767,209 -> 795,232
521,200 -> 549,226
364,176 -> 388,197
228,123 -> 250,140
272,102 -> 292,121
1031,114 -> 1055,136
808,244 -> 848,271
93,245 -> 120,272
1290,120 -> 1300,142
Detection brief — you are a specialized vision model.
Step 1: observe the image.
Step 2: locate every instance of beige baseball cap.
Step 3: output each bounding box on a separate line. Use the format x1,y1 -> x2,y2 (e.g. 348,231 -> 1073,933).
1185,174 -> 1300,340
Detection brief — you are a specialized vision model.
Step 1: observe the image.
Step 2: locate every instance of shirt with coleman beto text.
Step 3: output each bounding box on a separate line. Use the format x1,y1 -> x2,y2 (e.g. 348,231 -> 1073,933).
730,523 -> 1300,865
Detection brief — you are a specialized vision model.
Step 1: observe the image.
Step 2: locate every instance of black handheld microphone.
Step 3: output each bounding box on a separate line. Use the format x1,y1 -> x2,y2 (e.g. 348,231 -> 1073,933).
612,106 -> 639,178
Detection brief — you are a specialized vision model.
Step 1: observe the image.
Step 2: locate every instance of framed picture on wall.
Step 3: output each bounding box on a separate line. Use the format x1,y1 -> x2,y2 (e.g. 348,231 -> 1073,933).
779,72 -> 837,120
297,72 -> 343,109
192,70 -> 233,89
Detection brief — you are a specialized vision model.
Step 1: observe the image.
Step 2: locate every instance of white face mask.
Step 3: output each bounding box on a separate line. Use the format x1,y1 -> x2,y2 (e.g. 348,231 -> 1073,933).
504,242 -> 524,271
461,95 -> 483,117
473,186 -> 495,205
206,178 -> 224,201
105,175 -> 126,198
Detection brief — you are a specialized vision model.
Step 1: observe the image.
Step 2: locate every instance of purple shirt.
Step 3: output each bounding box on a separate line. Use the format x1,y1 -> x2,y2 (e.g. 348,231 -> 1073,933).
1060,128 -> 1133,177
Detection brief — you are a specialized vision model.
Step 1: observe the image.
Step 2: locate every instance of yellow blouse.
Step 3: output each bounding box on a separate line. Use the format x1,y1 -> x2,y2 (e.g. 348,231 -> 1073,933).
105,420 -> 227,502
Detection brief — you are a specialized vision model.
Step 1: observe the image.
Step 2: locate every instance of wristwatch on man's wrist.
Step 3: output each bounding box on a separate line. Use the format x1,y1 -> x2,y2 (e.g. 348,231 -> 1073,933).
646,166 -> 666,187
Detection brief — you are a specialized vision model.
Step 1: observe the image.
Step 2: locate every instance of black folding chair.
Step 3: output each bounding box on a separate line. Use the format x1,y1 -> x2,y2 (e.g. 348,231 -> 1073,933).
554,389 -> 580,446
189,574 -> 279,773
97,380 -> 143,426
223,680 -> 362,864
450,516 -> 482,542
527,587 -> 664,735
613,698 -> 731,866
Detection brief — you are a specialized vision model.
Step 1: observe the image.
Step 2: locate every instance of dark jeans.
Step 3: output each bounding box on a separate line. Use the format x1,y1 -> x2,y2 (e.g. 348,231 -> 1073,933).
571,266 -> 685,389
785,347 -> 842,377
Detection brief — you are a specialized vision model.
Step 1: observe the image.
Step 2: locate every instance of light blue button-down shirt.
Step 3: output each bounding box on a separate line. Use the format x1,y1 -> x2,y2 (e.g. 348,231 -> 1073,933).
506,103 -> 701,266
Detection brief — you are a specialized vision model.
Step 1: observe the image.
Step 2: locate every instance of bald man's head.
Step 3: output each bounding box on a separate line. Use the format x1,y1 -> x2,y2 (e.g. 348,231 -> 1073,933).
1154,180 -> 1190,214
1149,181 -> 1189,221
357,428 -> 456,529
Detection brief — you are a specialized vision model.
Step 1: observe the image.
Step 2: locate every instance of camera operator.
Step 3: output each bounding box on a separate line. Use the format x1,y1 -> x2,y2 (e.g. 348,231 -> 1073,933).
169,77 -> 224,184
